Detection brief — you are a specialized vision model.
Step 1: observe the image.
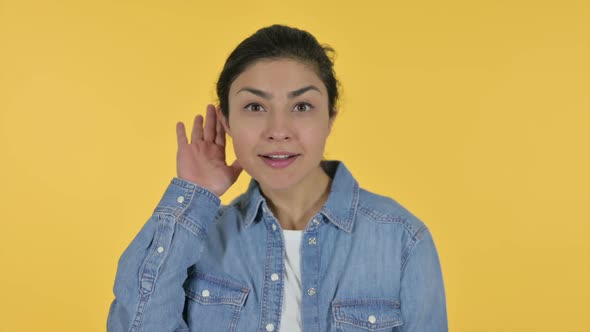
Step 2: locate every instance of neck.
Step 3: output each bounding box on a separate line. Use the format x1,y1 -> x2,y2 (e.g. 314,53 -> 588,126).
260,165 -> 332,231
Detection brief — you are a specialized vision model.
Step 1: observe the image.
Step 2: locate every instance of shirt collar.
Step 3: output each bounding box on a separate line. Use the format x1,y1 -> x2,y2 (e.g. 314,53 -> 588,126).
241,160 -> 359,233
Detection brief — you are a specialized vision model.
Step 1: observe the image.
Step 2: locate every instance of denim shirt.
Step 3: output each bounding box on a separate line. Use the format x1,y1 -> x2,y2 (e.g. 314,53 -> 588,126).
107,160 -> 448,332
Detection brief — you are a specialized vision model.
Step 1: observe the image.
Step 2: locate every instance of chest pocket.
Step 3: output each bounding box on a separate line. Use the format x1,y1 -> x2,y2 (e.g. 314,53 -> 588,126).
332,298 -> 403,332
182,270 -> 250,332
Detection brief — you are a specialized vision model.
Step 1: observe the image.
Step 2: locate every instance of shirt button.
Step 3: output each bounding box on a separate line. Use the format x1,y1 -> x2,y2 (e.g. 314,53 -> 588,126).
368,315 -> 377,324
307,288 -> 316,296
271,273 -> 279,281
312,218 -> 320,225
176,196 -> 185,203
272,224 -> 277,231
265,323 -> 275,331
157,246 -> 164,253
308,237 -> 317,245
201,289 -> 210,297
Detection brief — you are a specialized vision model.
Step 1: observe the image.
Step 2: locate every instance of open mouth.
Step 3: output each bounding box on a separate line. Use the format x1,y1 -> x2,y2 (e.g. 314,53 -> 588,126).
260,154 -> 300,160
259,154 -> 301,168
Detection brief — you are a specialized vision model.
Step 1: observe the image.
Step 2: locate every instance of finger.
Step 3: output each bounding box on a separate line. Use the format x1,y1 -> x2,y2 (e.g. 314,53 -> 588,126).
216,105 -> 227,146
191,114 -> 204,144
176,121 -> 188,145
215,116 -> 225,146
203,104 -> 216,142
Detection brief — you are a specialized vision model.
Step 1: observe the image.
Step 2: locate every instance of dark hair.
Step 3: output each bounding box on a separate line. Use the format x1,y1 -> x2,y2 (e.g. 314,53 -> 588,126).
216,24 -> 340,123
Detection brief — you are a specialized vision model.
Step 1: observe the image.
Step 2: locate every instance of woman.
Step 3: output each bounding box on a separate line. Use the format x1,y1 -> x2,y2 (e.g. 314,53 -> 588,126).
107,24 -> 448,332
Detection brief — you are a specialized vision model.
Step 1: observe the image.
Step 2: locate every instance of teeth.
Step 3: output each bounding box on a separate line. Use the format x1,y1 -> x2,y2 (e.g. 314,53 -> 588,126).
267,155 -> 292,159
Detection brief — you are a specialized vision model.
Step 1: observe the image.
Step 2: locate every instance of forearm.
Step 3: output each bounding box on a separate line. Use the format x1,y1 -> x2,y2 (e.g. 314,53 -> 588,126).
107,177 -> 221,332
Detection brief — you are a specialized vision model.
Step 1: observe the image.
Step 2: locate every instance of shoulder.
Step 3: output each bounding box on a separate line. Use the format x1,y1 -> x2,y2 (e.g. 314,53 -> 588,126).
212,191 -> 256,227
356,187 -> 429,241
216,194 -> 247,219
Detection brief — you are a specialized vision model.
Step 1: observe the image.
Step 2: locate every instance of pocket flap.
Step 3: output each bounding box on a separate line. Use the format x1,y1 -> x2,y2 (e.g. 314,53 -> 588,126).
332,298 -> 403,330
183,270 -> 249,307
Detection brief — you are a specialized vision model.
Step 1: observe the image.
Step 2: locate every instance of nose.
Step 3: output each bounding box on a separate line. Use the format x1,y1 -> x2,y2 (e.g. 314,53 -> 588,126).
264,111 -> 292,141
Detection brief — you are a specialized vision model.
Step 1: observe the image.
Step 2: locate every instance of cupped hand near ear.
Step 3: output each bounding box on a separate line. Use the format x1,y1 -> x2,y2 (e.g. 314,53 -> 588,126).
176,104 -> 243,198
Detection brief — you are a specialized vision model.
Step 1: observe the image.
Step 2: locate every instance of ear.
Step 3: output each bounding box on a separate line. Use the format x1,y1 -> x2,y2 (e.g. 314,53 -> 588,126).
328,109 -> 338,132
215,105 -> 232,137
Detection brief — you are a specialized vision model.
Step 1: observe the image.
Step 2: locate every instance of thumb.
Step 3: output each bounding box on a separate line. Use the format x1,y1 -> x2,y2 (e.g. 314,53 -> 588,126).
230,159 -> 243,178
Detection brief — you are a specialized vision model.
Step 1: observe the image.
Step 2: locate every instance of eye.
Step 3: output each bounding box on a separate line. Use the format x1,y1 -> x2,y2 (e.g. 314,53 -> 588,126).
244,103 -> 265,112
293,102 -> 313,112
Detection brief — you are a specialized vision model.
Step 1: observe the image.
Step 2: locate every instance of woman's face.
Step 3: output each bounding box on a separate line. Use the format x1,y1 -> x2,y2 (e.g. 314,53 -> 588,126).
217,58 -> 336,192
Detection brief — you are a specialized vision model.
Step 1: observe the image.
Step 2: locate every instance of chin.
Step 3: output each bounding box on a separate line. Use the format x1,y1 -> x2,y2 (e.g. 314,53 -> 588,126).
254,173 -> 300,192
245,166 -> 301,193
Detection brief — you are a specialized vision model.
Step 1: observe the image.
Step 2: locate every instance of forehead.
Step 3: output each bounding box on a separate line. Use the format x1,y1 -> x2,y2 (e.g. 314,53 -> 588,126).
230,59 -> 325,95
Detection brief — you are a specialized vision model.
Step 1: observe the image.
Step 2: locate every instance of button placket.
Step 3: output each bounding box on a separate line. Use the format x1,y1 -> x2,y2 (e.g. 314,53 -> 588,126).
260,203 -> 283,332
299,223 -> 321,328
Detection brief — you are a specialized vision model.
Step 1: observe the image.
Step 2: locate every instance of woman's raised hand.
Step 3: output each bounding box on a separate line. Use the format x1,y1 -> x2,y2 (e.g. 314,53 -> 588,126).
176,104 -> 243,198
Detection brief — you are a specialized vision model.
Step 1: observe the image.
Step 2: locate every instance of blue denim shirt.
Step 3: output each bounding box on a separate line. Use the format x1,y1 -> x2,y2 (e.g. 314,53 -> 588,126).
107,160 -> 448,332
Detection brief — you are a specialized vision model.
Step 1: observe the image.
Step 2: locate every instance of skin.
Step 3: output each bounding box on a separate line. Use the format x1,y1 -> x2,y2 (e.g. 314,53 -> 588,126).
177,58 -> 337,230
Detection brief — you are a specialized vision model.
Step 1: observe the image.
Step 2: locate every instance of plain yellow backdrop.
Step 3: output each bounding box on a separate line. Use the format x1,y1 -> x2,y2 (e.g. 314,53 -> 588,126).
0,0 -> 588,331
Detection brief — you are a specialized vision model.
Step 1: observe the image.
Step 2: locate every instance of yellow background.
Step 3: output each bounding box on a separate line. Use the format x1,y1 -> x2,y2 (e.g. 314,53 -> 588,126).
1,0 -> 588,331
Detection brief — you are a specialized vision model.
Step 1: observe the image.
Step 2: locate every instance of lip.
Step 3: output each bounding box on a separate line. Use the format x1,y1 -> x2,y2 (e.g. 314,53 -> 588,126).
259,154 -> 300,169
258,151 -> 300,157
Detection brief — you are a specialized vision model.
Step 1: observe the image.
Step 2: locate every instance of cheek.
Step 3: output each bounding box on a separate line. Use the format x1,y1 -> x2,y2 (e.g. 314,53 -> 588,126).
300,122 -> 330,146
230,130 -> 256,155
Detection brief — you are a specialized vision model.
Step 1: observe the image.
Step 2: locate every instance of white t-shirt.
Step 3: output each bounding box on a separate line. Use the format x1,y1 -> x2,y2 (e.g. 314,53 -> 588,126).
280,229 -> 303,332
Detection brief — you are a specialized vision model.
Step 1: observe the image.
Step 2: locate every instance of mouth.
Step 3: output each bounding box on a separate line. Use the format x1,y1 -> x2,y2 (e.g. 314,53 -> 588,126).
259,153 -> 301,160
258,153 -> 301,168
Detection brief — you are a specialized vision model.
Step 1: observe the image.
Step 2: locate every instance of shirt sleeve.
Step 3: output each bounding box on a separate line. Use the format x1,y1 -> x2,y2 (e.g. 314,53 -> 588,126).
399,228 -> 449,332
107,177 -> 222,332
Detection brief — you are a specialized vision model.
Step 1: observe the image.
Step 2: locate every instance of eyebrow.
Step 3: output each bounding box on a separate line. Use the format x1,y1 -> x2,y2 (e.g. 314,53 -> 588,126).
236,85 -> 322,99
